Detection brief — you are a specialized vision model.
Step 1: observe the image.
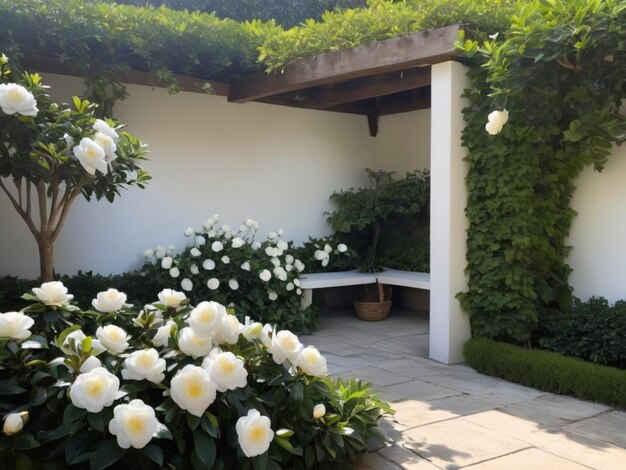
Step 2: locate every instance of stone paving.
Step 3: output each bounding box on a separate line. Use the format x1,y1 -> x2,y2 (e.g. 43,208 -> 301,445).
300,307 -> 626,470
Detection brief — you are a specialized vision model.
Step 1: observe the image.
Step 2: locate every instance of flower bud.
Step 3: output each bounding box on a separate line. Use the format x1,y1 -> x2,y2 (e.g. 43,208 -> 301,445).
3,412 -> 28,436
313,404 -> 326,419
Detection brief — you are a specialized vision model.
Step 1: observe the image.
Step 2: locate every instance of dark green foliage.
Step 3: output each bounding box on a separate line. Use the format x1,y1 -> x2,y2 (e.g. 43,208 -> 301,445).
464,338 -> 626,409
290,235 -> 359,274
537,297 -> 626,369
457,0 -> 626,342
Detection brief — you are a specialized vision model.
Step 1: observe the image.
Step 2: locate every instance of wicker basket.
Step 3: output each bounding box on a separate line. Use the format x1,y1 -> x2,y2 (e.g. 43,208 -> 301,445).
353,282 -> 392,321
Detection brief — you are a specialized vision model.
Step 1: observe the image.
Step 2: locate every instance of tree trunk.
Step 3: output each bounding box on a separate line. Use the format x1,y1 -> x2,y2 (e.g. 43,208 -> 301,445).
371,220 -> 381,260
38,233 -> 54,282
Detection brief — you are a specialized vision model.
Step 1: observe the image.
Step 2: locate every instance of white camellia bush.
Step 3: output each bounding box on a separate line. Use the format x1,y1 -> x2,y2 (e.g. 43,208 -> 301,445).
69,367 -> 121,413
236,409 -> 275,458
108,399 -> 160,449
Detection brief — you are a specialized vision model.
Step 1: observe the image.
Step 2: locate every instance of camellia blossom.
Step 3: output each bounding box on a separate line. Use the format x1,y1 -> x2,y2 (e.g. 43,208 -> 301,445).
181,278 -> 193,291
242,320 -> 263,341
108,399 -> 159,449
203,259 -> 216,270
0,311 -> 34,339
213,314 -> 242,346
96,325 -> 130,355
152,320 -> 176,347
236,409 -> 274,458
190,248 -> 201,257
268,291 -> 278,301
240,261 -> 251,271
178,327 -> 213,358
0,83 -> 38,116
277,240 -> 288,251
202,349 -> 248,392
231,237 -> 244,248
69,367 -> 120,413
92,288 -> 127,313
184,227 -> 195,237
195,235 -> 206,246
294,260 -> 305,272
207,278 -> 220,290
32,281 -> 73,307
270,329 -> 302,364
188,301 -> 224,338
73,137 -> 108,175
161,256 -> 173,269
170,365 -> 217,417
259,269 -> 271,282
79,356 -> 102,373
190,264 -> 199,275
143,249 -> 154,259
169,267 -> 180,278
296,346 -> 328,377
211,241 -> 224,252
93,118 -> 119,143
228,279 -> 239,290
3,412 -> 28,436
158,289 -> 186,308
313,404 -> 326,419
485,109 -> 509,135
122,348 -> 166,384
221,255 -> 230,264
337,243 -> 348,253
93,131 -> 117,162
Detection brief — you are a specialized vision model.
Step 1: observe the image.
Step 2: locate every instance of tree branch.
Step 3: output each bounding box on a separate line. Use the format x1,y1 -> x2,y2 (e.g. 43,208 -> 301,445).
0,177 -> 39,238
52,178 -> 88,242
37,178 -> 49,235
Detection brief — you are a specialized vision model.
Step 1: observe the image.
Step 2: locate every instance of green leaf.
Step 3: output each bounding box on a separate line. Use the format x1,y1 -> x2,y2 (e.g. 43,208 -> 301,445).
141,444 -> 164,466
63,404 -> 87,424
29,385 -> 47,406
15,433 -> 40,450
274,436 -> 303,456
15,454 -> 34,470
201,412 -> 220,438
0,380 -> 26,396
193,430 -> 216,469
65,431 -> 93,465
252,451 -> 268,470
87,412 -> 106,432
89,439 -> 126,470
186,413 -> 201,430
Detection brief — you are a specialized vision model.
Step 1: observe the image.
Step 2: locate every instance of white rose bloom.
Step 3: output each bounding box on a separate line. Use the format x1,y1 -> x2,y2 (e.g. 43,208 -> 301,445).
273,267 -> 287,280
190,264 -> 199,275
285,254 -> 294,264
207,229 -> 217,238
244,218 -> 255,227
169,267 -> 180,278
324,244 -> 332,253
143,249 -> 154,258
155,246 -> 167,259
337,243 -> 348,253
268,232 -> 278,240
152,320 -> 176,347
32,281 -> 73,307
240,261 -> 251,271
221,255 -> 230,264
313,404 -> 326,419
167,244 -> 176,254
268,291 -> 278,301
296,346 -> 328,377
0,311 -> 34,339
485,109 -> 509,135
202,350 -> 248,392
313,250 -> 327,261
195,235 -> 206,246
73,137 -> 108,175
260,324 -> 273,350
212,241 -> 224,252
61,329 -> 87,354
0,83 -> 38,116
236,409 -> 274,458
180,278 -> 193,292
294,260 -> 305,272
178,327 -> 212,358
109,399 -> 158,449
203,218 -> 215,231
170,365 -> 216,417
231,237 -> 244,248
158,289 -> 186,308
184,227 -> 195,237
285,264 -> 293,272
79,356 -> 102,373
286,282 -> 294,291
277,229 -> 284,236
3,412 -> 28,436
264,247 -> 274,257
242,321 -> 263,341
270,329 -> 302,364
228,279 -> 239,291
203,259 -> 216,270
122,349 -> 166,384
188,301 -> 225,338
92,288 -> 127,313
96,325 -> 130,355
190,248 -> 201,257
321,257 -> 329,267
259,270 -> 271,282
93,119 -> 119,142
270,257 -> 281,267
277,240 -> 288,251
207,278 -> 220,290
161,256 -> 173,269
93,131 -> 117,162
213,314 -> 242,346
293,279 -> 301,287
251,241 -> 261,250
296,288 -> 302,295
221,224 -> 230,233
69,367 -> 120,413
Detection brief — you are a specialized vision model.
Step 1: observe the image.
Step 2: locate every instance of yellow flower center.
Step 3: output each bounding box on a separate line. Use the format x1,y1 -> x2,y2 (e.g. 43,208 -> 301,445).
85,376 -> 106,398
218,357 -> 235,375
107,327 -> 122,342
85,147 -> 98,159
197,308 -> 214,323
8,89 -> 22,103
136,351 -> 153,368
186,378 -> 203,398
249,425 -> 266,444
127,415 -> 145,434
105,291 -> 118,301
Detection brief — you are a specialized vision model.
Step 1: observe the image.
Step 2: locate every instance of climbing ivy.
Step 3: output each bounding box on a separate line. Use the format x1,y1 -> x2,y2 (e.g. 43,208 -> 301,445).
457,0 -> 625,343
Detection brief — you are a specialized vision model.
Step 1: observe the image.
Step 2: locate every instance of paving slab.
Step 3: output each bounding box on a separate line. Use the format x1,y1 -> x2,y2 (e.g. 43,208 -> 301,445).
376,445 -> 440,469
358,452 -> 404,469
387,379 -> 463,401
338,366 -> 415,387
564,411 -> 626,448
465,447 -> 591,469
389,399 -> 459,429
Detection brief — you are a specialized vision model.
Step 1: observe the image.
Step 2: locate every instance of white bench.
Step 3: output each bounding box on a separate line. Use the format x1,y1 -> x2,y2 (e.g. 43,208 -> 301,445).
299,268 -> 431,308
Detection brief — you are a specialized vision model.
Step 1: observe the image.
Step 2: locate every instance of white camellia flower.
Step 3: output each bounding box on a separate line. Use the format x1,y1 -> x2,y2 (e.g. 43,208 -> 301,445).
0,311 -> 34,339
203,259 -> 216,270
195,235 -> 206,246
190,264 -> 199,275
211,241 -> 224,252
190,248 -> 201,257
96,325 -> 130,355
286,282 -> 294,291
277,240 -> 288,251
3,412 -> 28,436
122,349 -> 166,384
202,349 -> 248,392
169,267 -> 180,278
32,281 -> 73,307
259,270 -> 271,282
73,137 -> 108,175
178,327 -> 212,358
170,365 -> 216,417
273,267 -> 287,282
207,229 -> 217,238
69,367 -> 120,413
152,320 -> 176,347
231,237 -> 244,248
313,404 -> 326,419
155,246 -> 167,259
285,264 -> 293,272
228,279 -> 239,291
203,218 -> 215,231
221,255 -> 230,264
79,356 -> 102,373
268,291 -> 278,301
337,243 -> 348,253
296,288 -> 302,295
93,132 -> 117,162
285,254 -> 294,264
294,260 -> 305,272
270,329 -> 302,364
268,232 -> 278,240
188,301 -> 225,338
93,119 -> 119,142
109,399 -> 159,449
0,83 -> 38,116
207,278 -> 220,290
184,227 -> 195,237
251,241 -> 261,250
180,278 -> 193,292
167,244 -> 176,254
314,250 -> 329,262
242,320 -> 263,341
485,109 -> 509,135
143,249 -> 155,258
240,261 -> 251,271
264,247 -> 274,257
213,314 -> 242,346
270,257 -> 281,268
161,257 -> 173,269
60,329 -> 87,354
293,279 -> 301,287
92,288 -> 128,313
244,218 -> 255,227
158,289 -> 186,308
236,409 -> 274,458
296,346 -> 328,377
221,224 -> 231,233
324,244 -> 332,253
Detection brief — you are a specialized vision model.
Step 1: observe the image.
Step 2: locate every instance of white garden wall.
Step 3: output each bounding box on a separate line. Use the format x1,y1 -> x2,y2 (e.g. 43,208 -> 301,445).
0,73 -> 387,278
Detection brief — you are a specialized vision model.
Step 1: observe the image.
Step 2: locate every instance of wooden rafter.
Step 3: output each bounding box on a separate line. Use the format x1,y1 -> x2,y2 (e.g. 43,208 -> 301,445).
228,24 -> 461,103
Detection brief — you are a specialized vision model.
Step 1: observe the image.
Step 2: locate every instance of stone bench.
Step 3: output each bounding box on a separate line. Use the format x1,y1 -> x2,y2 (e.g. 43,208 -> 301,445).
299,268 -> 431,308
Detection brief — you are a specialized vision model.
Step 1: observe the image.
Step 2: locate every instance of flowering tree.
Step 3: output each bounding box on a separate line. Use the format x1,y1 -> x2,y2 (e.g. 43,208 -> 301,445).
0,55 -> 149,281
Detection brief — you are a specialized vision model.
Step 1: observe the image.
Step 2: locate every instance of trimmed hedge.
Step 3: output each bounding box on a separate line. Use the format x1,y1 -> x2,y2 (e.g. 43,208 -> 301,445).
463,338 -> 626,409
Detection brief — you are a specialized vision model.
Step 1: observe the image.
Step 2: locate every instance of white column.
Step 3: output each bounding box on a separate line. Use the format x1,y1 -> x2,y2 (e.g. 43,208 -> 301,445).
429,61 -> 471,364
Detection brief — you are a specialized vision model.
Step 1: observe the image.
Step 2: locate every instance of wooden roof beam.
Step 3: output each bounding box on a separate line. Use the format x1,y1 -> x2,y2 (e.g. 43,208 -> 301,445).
228,24 -> 461,103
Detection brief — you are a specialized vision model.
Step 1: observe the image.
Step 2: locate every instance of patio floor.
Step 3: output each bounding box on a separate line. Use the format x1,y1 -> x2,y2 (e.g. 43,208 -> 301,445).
301,307 -> 626,469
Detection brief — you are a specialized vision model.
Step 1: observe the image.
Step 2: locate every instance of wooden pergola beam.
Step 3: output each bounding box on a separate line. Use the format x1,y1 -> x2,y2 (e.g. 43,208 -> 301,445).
228,24 -> 461,103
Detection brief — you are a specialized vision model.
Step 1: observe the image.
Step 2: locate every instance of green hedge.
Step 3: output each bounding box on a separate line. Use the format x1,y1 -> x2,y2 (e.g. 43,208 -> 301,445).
463,338 -> 626,409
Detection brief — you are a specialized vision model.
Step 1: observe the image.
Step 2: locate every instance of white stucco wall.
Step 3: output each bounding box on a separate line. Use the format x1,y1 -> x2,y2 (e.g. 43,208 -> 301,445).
0,73 -> 377,278
568,139 -> 626,303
